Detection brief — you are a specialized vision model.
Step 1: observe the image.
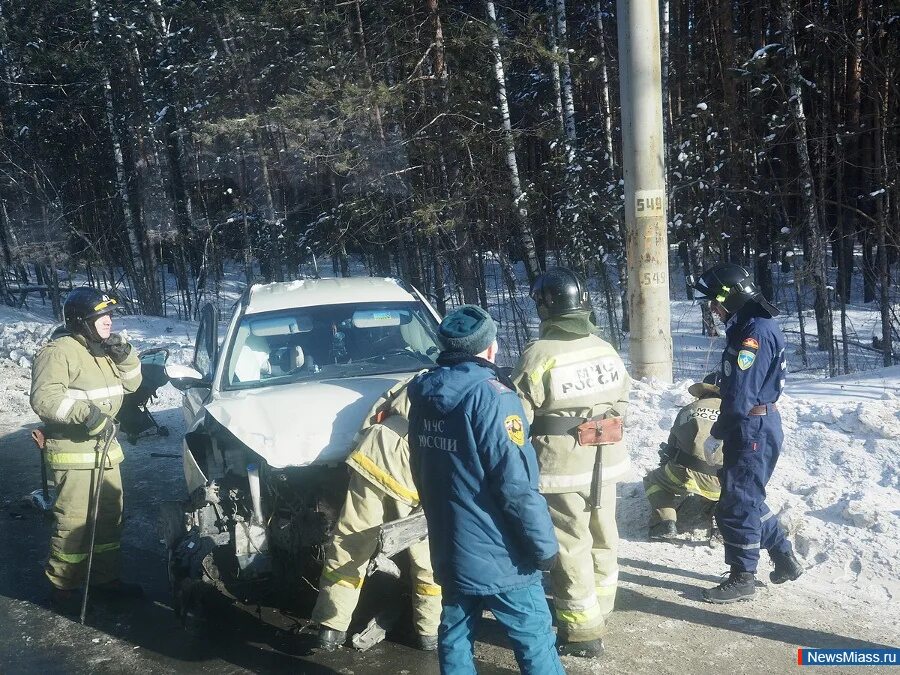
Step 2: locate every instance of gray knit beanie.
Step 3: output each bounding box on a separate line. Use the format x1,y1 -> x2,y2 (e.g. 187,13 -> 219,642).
439,305 -> 497,355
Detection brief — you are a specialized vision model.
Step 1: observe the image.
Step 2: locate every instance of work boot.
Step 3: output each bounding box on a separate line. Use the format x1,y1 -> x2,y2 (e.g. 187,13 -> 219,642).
702,570 -> 756,604
317,626 -> 347,652
769,549 -> 803,584
648,520 -> 678,541
415,633 -> 438,651
50,587 -> 81,616
91,579 -> 144,600
557,638 -> 604,658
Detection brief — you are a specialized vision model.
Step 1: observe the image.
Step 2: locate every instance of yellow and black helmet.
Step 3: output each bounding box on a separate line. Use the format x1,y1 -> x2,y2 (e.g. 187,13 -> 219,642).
63,287 -> 118,339
691,263 -> 779,318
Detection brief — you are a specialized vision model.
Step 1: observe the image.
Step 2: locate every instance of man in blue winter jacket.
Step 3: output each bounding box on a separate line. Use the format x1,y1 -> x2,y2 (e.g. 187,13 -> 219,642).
408,305 -> 565,674
692,264 -> 804,603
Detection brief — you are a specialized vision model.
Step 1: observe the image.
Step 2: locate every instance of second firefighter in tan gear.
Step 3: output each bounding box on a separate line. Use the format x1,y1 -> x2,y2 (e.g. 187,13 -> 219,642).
312,377 -> 441,642
644,378 -> 723,539
512,268 -> 630,652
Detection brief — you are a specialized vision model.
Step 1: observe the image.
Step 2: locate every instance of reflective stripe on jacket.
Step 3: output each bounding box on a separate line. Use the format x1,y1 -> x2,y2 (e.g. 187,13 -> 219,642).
346,377 -> 420,506
512,315 -> 631,494
30,332 -> 141,469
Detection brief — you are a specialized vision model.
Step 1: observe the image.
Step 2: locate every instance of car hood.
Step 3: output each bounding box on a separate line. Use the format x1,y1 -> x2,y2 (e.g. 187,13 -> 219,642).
202,374 -> 413,468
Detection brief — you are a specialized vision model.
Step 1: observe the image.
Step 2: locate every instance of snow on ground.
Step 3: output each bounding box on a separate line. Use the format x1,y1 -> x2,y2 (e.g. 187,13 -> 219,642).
622,370 -> 900,621
1,265 -> 897,629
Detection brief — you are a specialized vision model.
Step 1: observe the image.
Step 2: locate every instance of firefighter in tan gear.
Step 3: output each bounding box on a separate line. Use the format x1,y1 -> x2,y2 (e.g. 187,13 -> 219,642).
29,287 -> 143,613
313,376 -> 441,652
644,374 -> 723,541
511,268 -> 630,659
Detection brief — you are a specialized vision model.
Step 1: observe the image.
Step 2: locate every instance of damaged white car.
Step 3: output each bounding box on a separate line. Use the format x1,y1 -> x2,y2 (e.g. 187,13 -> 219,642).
160,277 -> 441,635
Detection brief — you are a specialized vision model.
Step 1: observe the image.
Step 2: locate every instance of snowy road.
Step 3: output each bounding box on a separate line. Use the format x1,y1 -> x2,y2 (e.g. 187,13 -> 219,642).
1,360 -> 896,673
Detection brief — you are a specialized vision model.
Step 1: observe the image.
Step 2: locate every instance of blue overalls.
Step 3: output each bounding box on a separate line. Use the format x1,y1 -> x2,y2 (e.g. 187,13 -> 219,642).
711,306 -> 794,573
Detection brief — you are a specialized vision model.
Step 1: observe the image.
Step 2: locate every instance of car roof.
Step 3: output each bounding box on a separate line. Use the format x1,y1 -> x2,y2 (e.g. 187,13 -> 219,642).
245,277 -> 417,314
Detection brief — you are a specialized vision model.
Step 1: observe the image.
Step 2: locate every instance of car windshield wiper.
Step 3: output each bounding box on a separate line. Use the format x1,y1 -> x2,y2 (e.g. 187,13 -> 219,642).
353,349 -> 432,364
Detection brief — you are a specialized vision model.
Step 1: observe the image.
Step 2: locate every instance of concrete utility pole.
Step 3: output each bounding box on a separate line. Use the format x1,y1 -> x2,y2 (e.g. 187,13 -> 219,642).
616,0 -> 673,382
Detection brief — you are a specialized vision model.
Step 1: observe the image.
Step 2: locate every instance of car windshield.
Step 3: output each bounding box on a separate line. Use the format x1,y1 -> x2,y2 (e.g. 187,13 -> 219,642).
223,301 -> 441,389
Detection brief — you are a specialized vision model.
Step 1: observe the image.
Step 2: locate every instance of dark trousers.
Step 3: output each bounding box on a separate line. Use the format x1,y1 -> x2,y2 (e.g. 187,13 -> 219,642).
717,412 -> 792,573
439,582 -> 565,675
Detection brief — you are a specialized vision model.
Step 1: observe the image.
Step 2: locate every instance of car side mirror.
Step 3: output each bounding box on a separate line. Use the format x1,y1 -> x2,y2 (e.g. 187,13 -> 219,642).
165,363 -> 211,391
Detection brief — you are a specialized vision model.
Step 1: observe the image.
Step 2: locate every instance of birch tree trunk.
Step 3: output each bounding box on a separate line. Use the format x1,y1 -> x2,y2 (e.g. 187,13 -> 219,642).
594,2 -> 615,169
485,0 -> 542,284
548,18 -> 565,133
554,0 -> 577,162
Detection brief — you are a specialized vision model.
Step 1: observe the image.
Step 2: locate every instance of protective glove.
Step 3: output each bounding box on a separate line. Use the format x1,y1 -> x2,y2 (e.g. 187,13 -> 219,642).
104,333 -> 132,364
703,435 -> 722,461
658,442 -> 674,465
87,413 -> 115,438
536,553 -> 559,572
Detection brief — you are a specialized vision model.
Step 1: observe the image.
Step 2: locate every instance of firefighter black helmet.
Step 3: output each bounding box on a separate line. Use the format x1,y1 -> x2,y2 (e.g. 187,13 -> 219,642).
63,287 -> 118,340
691,263 -> 779,318
530,267 -> 592,320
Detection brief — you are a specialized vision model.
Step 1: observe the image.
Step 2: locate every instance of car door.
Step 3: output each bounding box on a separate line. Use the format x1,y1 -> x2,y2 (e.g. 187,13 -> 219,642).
183,302 -> 219,426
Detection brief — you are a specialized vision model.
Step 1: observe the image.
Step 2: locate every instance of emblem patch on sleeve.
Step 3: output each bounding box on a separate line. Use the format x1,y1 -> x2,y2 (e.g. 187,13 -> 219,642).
737,350 -> 756,370
741,337 -> 759,350
504,415 -> 525,446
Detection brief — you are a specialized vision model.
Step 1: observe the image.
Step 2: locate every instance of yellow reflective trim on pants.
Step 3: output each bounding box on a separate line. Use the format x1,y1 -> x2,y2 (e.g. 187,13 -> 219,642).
555,604 -> 604,626
348,452 -> 419,503
694,485 -> 720,500
415,582 -> 442,597
645,484 -> 664,497
46,447 -> 124,467
555,593 -> 604,626
663,463 -> 720,500
322,568 -> 364,590
52,541 -> 120,564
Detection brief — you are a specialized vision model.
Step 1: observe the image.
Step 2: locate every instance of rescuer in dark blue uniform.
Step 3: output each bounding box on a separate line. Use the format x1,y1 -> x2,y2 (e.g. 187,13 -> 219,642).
408,305 -> 564,674
692,264 -> 803,603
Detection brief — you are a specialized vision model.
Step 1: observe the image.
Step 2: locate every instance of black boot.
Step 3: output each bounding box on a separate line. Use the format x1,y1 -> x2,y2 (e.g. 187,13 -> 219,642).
702,570 -> 756,604
558,638 -> 604,658
648,520 -> 678,541
317,626 -> 347,652
769,549 -> 803,584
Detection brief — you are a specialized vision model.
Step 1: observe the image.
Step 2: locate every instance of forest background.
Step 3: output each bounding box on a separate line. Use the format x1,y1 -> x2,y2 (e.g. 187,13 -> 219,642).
0,0 -> 896,375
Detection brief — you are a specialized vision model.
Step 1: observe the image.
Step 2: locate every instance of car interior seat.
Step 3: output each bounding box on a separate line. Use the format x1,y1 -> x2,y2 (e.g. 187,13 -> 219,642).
233,333 -> 272,382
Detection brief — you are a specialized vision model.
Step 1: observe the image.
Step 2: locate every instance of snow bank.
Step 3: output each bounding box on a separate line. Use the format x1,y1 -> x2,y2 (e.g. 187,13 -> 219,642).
623,371 -> 900,610
0,305 -> 196,369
